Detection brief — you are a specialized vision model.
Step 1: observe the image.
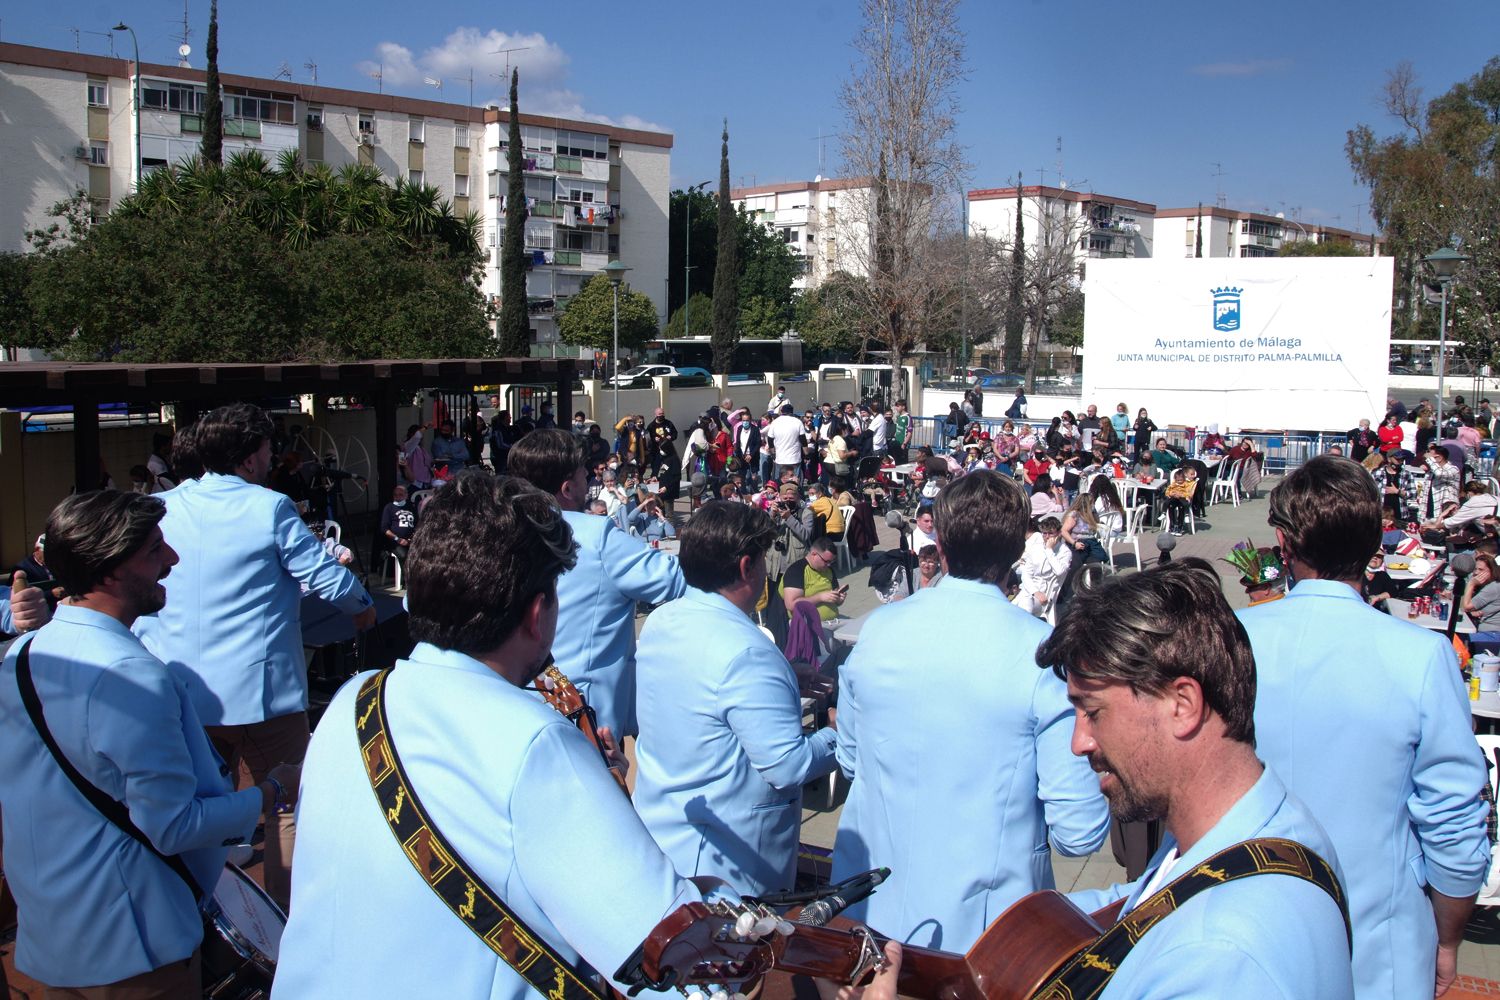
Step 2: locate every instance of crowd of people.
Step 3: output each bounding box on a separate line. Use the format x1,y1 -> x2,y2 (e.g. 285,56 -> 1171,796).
0,386 -> 1495,1000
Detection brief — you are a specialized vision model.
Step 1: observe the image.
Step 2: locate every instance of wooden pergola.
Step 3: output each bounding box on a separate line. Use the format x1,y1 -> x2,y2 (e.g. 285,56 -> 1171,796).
0,358 -> 576,502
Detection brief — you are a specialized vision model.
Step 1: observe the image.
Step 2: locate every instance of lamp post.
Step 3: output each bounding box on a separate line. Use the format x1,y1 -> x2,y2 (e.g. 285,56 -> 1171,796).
605,260 -> 632,427
1274,211 -> 1307,244
683,181 -> 711,338
1423,246 -> 1471,433
113,22 -> 140,189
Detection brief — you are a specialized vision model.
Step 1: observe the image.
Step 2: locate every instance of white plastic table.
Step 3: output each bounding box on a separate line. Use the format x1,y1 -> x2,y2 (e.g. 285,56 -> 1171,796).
1386,598 -> 1473,634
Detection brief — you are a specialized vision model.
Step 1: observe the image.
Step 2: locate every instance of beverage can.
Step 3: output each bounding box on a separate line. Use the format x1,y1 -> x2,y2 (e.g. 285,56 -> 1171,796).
650,539 -> 660,549
1471,673 -> 1482,701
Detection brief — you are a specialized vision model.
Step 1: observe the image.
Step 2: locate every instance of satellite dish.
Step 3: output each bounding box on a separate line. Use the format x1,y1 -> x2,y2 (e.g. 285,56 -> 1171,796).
178,43 -> 191,58
814,174 -> 822,183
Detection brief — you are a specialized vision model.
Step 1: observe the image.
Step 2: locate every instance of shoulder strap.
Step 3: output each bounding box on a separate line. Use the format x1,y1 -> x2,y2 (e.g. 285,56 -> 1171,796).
14,638 -> 206,900
355,670 -> 606,1000
1034,836 -> 1349,1000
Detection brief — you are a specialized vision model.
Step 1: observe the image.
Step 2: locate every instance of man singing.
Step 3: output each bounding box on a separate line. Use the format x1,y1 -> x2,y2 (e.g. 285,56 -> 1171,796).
0,491 -> 296,996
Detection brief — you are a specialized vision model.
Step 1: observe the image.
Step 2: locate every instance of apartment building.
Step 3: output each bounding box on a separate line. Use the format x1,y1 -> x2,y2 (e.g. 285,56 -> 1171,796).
966,185 -> 1156,264
731,177 -> 875,291
0,41 -> 671,348
1153,207 -> 1382,259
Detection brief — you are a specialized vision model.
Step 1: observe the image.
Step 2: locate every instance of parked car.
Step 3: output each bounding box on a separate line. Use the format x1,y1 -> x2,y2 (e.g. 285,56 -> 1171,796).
670,367 -> 713,388
954,366 -> 995,383
976,373 -> 1026,390
1036,374 -> 1082,391
604,364 -> 677,387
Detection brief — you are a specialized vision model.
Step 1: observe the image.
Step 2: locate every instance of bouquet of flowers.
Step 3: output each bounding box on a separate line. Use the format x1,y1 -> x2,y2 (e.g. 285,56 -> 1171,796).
1223,539 -> 1285,587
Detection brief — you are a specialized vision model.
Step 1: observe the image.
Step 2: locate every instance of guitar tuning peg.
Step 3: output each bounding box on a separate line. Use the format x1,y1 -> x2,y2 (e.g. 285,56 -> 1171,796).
710,990 -> 730,1000
775,919 -> 795,936
684,990 -> 705,1000
734,912 -> 757,938
731,992 -> 748,1000
752,915 -> 779,938
543,675 -> 558,690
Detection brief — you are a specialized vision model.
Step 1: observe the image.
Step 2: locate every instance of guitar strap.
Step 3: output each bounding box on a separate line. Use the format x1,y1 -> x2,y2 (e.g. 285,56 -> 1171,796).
1033,837 -> 1349,1000
356,670 -> 606,1000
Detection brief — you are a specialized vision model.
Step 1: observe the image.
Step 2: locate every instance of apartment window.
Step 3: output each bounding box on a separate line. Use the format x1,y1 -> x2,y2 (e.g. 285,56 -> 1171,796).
306,107 -> 324,131
524,175 -> 555,201
455,174 -> 470,197
408,169 -> 425,187
88,140 -> 109,166
555,128 -> 607,159
409,118 -> 425,144
454,124 -> 469,148
142,80 -> 205,114
87,80 -> 109,107
358,112 -> 375,135
222,86 -> 295,124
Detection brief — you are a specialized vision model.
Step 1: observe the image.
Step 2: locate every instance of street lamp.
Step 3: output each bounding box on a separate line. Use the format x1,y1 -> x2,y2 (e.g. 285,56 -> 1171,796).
1274,211 -> 1307,243
683,181 -> 712,338
113,23 -> 140,189
1423,246 -> 1471,433
605,260 -> 632,426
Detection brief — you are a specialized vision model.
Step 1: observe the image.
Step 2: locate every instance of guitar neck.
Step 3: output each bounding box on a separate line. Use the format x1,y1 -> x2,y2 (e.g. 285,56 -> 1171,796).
771,925 -> 980,1000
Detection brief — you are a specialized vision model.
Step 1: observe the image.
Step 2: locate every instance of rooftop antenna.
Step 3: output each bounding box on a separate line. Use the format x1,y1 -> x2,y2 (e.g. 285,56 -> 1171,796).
304,59 -> 318,84
490,45 -> 531,77
1055,135 -> 1064,189
368,61 -> 383,94
1210,162 -> 1227,208
273,61 -> 292,81
64,26 -> 79,50
171,0 -> 191,67
72,28 -> 115,57
811,127 -> 831,177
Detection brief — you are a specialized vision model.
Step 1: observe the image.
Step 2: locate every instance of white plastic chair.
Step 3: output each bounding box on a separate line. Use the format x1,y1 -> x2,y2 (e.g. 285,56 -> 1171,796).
380,549 -> 405,591
834,505 -> 856,574
323,520 -> 342,544
1209,458 -> 1242,507
1107,505 -> 1149,572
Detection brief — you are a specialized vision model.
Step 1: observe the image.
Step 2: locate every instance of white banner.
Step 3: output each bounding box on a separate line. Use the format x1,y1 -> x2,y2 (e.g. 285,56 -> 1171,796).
1082,257 -> 1393,432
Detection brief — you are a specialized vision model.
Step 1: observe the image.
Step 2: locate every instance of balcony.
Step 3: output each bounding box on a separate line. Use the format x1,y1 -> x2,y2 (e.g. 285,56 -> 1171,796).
554,154 -> 583,174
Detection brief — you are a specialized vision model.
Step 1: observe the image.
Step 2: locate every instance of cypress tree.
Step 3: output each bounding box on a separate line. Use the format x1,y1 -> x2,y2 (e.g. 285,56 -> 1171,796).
498,69 -> 531,356
1195,203 -> 1203,258
1004,178 -> 1024,372
710,120 -> 739,374
202,0 -> 223,165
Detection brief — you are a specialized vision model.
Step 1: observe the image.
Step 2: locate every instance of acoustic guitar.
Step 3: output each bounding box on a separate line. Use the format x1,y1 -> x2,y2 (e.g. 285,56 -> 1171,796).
632,891 -> 1125,1000
534,661 -> 630,794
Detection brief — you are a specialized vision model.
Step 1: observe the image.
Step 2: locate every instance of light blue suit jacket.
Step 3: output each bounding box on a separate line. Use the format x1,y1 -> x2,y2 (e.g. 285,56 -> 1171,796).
274,645 -> 701,999
0,586 -> 14,635
553,510 -> 685,738
0,606 -> 261,987
1239,579 -> 1489,999
1069,768 -> 1354,1000
633,588 -> 839,896
832,577 -> 1109,950
135,472 -> 372,725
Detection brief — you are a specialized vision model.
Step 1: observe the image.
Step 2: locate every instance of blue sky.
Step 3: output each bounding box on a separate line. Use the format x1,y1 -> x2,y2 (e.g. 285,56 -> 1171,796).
9,1 -> 1497,232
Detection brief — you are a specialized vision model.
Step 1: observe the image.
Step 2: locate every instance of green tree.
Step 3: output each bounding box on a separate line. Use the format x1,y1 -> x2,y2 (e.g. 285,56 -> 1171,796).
558,274 -> 658,353
1347,57 -> 1500,346
739,295 -> 789,341
498,70 -> 530,355
711,122 -> 740,373
16,153 -> 490,361
1048,288 -> 1085,349
664,293 -> 713,338
202,0 -> 223,165
0,252 -> 38,358
667,186 -> 717,318
794,271 -> 870,354
1279,240 -> 1365,257
1004,180 -> 1025,371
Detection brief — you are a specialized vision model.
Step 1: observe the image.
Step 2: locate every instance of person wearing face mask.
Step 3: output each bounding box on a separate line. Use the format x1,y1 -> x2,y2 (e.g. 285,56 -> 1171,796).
380,485 -> 419,564
571,411 -> 589,437
583,423 -> 612,469
615,414 -> 649,470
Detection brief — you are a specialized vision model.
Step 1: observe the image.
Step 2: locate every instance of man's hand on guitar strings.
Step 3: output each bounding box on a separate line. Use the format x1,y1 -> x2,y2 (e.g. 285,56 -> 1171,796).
598,725 -> 630,779
814,941 -> 901,1000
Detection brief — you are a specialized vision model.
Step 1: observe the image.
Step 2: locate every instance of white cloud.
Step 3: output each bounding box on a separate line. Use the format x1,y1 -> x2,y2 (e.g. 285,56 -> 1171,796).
1189,58 -> 1292,78
357,27 -> 670,134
